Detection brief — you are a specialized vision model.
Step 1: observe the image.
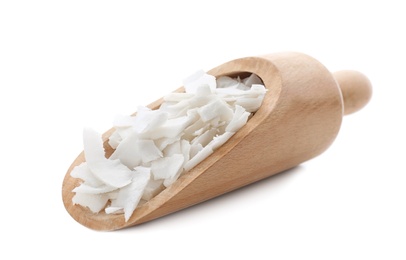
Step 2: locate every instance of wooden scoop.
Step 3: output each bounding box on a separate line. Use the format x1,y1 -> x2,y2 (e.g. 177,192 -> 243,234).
62,52 -> 372,231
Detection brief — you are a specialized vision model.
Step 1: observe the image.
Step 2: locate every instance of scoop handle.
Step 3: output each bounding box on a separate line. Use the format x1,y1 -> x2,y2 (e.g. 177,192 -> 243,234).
333,70 -> 372,115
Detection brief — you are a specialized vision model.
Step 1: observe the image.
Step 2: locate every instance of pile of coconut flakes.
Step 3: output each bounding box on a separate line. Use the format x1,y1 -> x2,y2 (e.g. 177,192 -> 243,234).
71,70 -> 267,221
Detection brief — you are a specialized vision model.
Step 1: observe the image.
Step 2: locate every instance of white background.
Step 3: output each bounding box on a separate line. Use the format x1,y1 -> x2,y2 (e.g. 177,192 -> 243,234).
1,0 -> 405,259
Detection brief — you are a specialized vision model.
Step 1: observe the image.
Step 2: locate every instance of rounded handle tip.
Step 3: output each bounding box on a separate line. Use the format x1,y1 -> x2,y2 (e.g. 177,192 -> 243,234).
333,70 -> 372,115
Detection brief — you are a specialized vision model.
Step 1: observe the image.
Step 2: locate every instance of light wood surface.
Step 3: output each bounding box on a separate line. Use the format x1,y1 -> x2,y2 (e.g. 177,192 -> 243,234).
333,70 -> 372,115
62,52 -> 372,231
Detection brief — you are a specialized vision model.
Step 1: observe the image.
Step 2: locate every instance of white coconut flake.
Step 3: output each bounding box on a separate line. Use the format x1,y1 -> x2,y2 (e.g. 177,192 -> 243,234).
209,131 -> 235,151
184,144 -> 213,172
71,71 -> 267,221
70,162 -> 104,187
72,192 -> 109,213
108,169 -> 150,221
163,170 -> 182,187
142,178 -> 164,201
180,140 -> 191,164
163,92 -> 194,102
197,98 -> 233,122
105,206 -> 123,214
88,159 -> 134,188
110,132 -> 140,167
191,128 -> 218,147
73,183 -> 117,194
183,70 -> 216,93
151,154 -> 184,181
108,126 -> 133,149
139,115 -> 194,139
138,139 -> 163,164
243,73 -> 263,87
216,76 -> 240,89
139,110 -> 169,133
226,105 -> 250,132
163,140 -> 182,157
155,136 -> 181,151
82,128 -> 106,164
83,128 -> 133,188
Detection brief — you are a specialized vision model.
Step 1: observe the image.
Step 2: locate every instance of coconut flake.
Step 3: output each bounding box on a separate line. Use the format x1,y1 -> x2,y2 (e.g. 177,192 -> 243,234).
164,92 -> 194,102
226,105 -> 250,132
88,159 -> 134,188
108,170 -> 150,221
243,73 -> 263,87
82,128 -> 106,164
72,192 -> 109,213
198,99 -> 233,122
163,140 -> 182,157
191,128 -> 218,147
70,162 -> 104,187
209,131 -> 235,151
138,139 -> 163,163
73,183 -> 117,194
105,206 -> 123,214
183,70 -> 216,93
155,136 -> 181,151
139,110 -> 169,133
216,76 -> 240,89
151,154 -> 184,181
184,144 -> 213,172
71,71 -> 267,222
139,115 -> 194,139
83,128 -> 132,188
142,178 -> 164,201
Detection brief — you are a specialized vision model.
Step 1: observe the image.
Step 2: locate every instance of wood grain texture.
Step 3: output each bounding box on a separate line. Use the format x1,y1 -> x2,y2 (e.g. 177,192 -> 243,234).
62,52 -> 371,231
